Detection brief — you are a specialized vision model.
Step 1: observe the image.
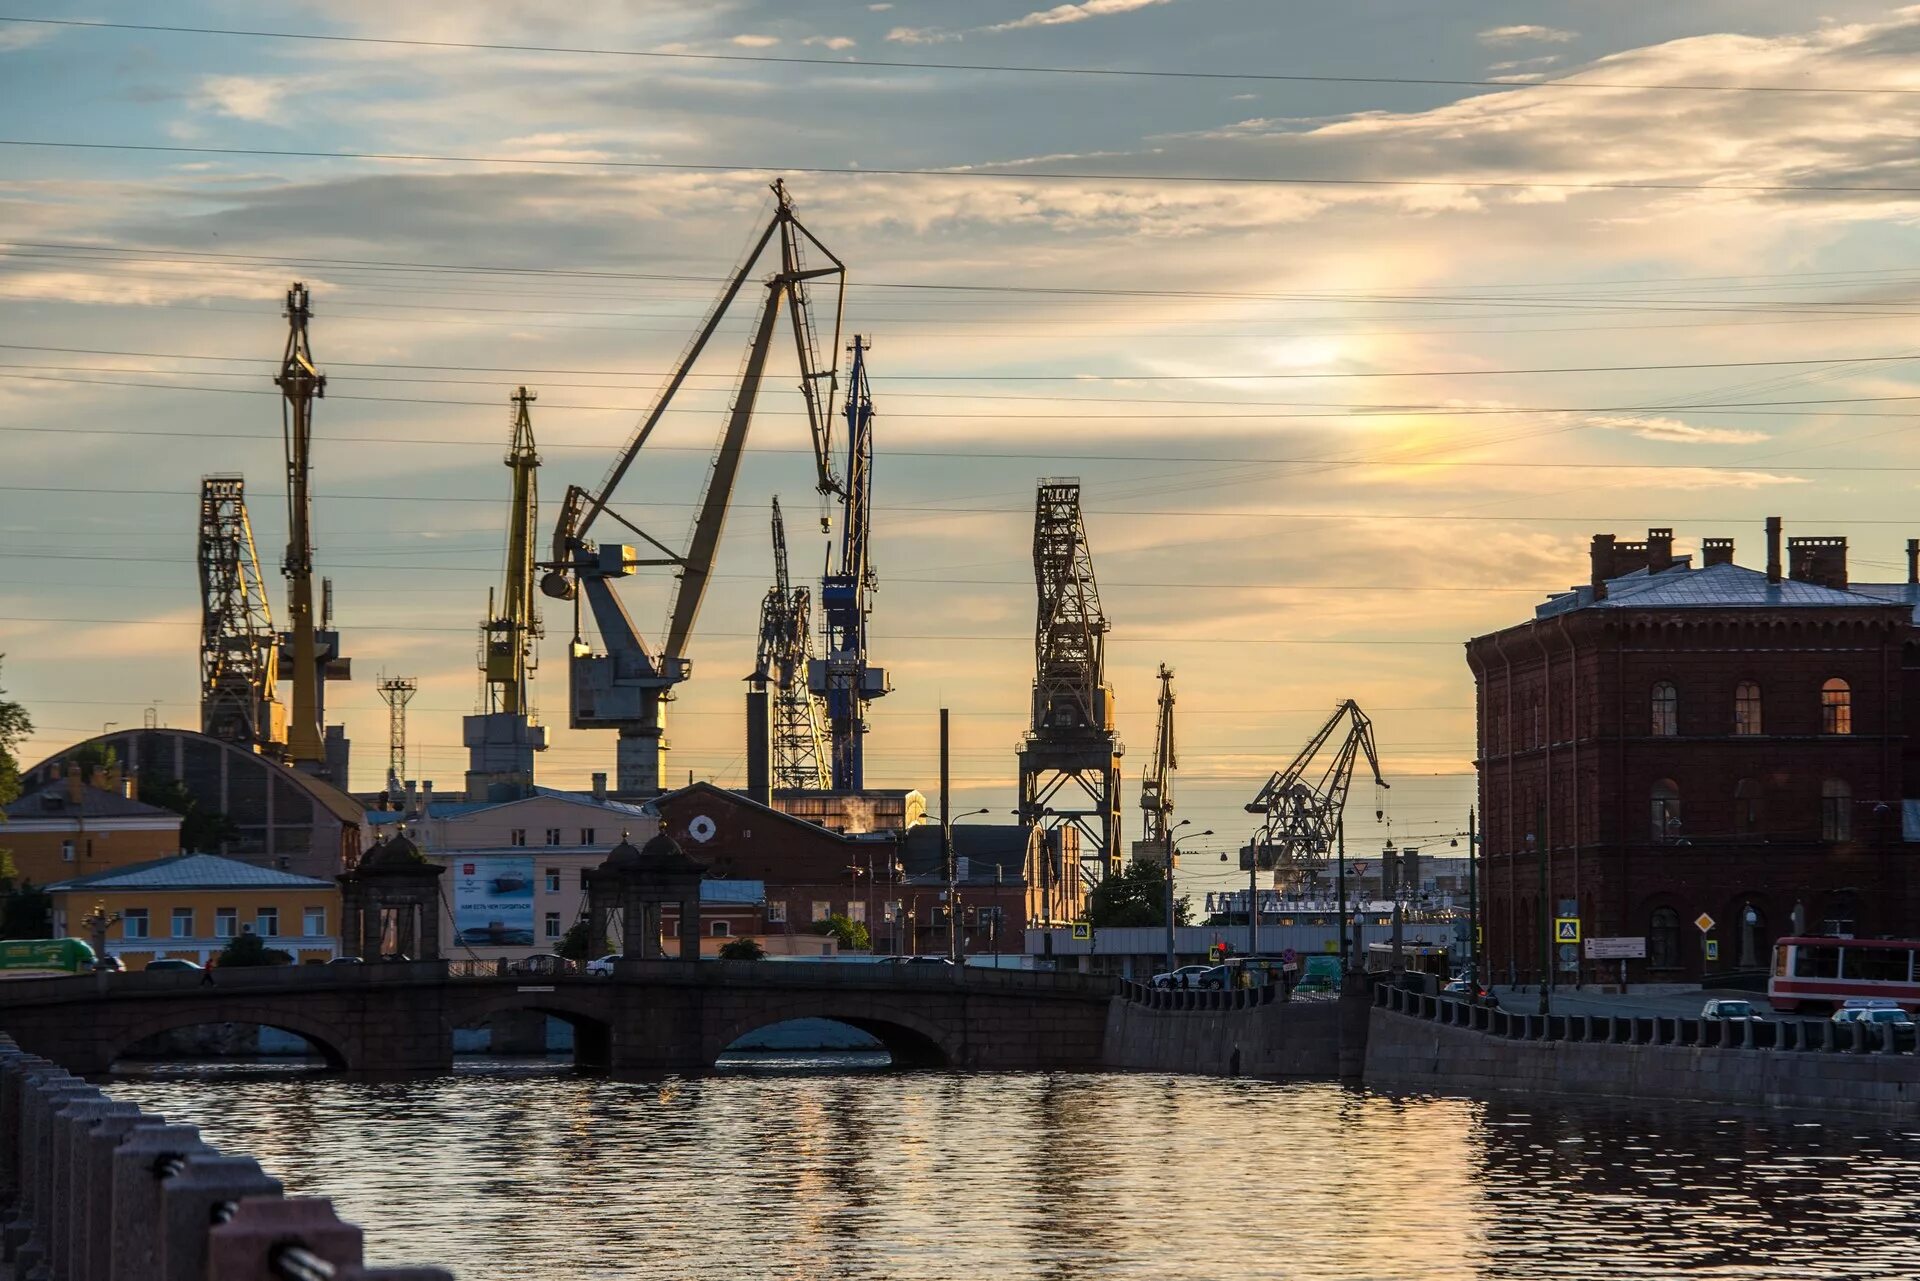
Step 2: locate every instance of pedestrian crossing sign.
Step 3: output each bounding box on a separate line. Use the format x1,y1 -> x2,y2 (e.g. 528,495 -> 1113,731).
1555,917 -> 1581,944
1070,923 -> 1091,941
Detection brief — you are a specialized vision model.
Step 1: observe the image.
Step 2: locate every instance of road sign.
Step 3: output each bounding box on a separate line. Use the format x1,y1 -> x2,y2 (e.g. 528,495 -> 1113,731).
1282,948 -> 1298,965
1694,913 -> 1716,934
1554,917 -> 1581,944
1584,936 -> 1647,960
1070,923 -> 1091,941
1704,939 -> 1721,962
1557,943 -> 1579,973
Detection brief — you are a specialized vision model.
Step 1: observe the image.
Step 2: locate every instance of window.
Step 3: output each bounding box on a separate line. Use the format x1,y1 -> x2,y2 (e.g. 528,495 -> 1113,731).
1734,779 -> 1764,835
579,828 -> 596,846
811,901 -> 832,923
60,839 -> 74,863
1822,778 -> 1853,841
1650,779 -> 1681,841
767,901 -> 788,925
1651,681 -> 1678,737
215,908 -> 237,939
545,869 -> 561,894
1734,682 -> 1762,736
509,829 -> 526,847
846,901 -> 867,924
122,908 -> 149,940
1842,947 -> 1911,983
977,906 -> 1005,927
255,908 -> 278,937
302,907 -> 326,937
1793,945 -> 1840,979
710,920 -> 731,937
1649,908 -> 1682,970
545,828 -> 563,846
171,907 -> 194,938
1822,678 -> 1852,735
544,912 -> 561,940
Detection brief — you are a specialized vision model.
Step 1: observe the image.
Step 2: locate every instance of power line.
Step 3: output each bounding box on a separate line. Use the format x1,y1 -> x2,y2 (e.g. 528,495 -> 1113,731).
4,16 -> 1912,97
12,137 -> 1920,197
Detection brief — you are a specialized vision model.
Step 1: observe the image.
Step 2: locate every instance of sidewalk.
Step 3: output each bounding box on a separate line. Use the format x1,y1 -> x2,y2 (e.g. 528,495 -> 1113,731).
1487,984 -> 1771,1018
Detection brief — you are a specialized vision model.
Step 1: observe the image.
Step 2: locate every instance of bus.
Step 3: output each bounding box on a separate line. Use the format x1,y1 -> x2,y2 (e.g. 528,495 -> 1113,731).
0,938 -> 98,979
1769,936 -> 1920,1012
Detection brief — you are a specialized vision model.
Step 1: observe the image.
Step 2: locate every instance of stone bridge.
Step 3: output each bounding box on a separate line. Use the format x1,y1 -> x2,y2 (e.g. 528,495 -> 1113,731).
0,961 -> 1118,1076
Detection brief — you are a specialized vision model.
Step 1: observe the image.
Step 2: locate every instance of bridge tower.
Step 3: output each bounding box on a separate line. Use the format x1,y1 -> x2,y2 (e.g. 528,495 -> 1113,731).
1017,479 -> 1124,889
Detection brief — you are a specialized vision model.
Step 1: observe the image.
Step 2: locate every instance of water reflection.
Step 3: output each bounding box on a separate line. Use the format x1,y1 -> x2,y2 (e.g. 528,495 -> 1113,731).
103,1066 -> 1920,1281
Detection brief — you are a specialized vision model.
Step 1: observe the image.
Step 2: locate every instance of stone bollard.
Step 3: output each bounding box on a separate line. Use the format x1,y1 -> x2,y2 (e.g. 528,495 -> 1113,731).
48,1095 -> 139,1281
159,1153 -> 283,1281
110,1124 -> 211,1281
0,1055 -> 57,1260
208,1199 -> 365,1280
16,1072 -> 98,1281
77,1113 -> 161,1281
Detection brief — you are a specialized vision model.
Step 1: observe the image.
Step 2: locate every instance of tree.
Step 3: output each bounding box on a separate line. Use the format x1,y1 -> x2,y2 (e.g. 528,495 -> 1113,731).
137,775 -> 240,852
718,936 -> 766,961
0,879 -> 50,938
218,931 -> 292,967
810,913 -> 871,952
1086,858 -> 1193,929
70,742 -> 116,783
557,920 -> 591,960
0,654 -> 31,808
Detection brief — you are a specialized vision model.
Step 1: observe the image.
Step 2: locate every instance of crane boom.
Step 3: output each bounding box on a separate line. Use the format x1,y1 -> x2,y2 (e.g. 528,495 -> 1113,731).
1140,663 -> 1176,848
757,497 -> 830,789
539,182 -> 848,796
1243,700 -> 1388,890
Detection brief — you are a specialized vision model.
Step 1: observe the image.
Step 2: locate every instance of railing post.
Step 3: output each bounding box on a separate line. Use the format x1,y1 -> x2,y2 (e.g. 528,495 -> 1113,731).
50,1094 -> 139,1281
159,1153 -> 283,1281
207,1198 -> 362,1281
110,1124 -> 210,1281
18,1070 -> 97,1280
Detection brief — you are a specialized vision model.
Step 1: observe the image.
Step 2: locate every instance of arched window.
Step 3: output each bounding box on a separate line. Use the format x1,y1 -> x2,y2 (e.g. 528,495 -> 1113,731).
1821,779 -> 1852,841
710,920 -> 731,937
1822,678 -> 1852,735
1650,681 -> 1678,736
1735,778 -> 1764,835
1650,779 -> 1681,841
1734,682 -> 1762,736
1649,908 -> 1682,970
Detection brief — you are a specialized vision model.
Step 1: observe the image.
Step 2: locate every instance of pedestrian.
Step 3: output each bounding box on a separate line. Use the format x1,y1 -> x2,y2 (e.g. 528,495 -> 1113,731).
199,963 -> 215,987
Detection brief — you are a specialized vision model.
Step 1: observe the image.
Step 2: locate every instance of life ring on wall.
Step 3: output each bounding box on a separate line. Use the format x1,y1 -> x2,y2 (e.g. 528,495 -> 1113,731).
687,815 -> 718,843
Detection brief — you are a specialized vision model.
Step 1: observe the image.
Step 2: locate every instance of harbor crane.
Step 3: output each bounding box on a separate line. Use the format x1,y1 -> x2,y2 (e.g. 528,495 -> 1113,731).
808,335 -> 889,790
1242,700 -> 1388,893
196,476 -> 284,753
756,497 -> 830,790
1138,664 -> 1176,861
539,182 -> 847,796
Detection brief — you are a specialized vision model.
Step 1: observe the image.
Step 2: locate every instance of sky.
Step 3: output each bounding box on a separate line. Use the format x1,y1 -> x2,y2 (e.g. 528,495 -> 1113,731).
6,0 -> 1920,900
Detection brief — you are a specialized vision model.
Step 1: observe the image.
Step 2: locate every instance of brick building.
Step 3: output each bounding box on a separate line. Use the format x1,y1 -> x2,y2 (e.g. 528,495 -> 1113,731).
1468,521 -> 1919,986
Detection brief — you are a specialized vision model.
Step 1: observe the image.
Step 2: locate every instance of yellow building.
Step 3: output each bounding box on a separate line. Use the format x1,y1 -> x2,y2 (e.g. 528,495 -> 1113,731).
2,767 -> 184,887
46,853 -> 342,969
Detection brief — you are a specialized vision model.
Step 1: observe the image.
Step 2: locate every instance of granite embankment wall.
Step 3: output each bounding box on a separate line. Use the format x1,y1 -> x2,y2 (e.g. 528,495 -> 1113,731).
1365,989 -> 1920,1121
1101,983 -> 1371,1078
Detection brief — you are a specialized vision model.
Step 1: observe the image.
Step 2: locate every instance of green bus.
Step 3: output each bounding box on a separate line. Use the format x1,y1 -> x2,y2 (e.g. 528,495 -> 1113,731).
0,938 -> 98,978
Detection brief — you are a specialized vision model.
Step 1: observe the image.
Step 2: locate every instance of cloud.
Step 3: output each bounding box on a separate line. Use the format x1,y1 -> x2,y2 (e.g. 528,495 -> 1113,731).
196,75 -> 290,124
868,3 -> 892,9
731,34 -> 780,48
0,25 -> 52,52
803,36 -> 857,50
1588,415 -> 1770,445
1479,25 -> 1576,46
891,0 -> 1173,43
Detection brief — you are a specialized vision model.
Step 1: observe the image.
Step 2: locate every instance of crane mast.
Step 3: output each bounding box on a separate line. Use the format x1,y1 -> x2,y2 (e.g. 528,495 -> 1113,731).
539,181 -> 847,797
1139,663 -> 1176,853
809,335 -> 889,790
756,497 -> 830,790
1242,700 -> 1389,894
197,475 -> 284,753
463,387 -> 549,801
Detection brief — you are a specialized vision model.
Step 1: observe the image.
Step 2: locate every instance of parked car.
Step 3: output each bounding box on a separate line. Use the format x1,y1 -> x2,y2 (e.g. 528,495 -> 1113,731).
326,956 -> 364,966
1834,1005 -> 1916,1047
92,955 -> 125,973
1700,999 -> 1763,1021
1442,978 -> 1486,998
586,954 -> 622,976
1151,964 -> 1216,989
508,953 -> 570,976
886,955 -> 955,966
1293,974 -> 1337,995
143,958 -> 202,972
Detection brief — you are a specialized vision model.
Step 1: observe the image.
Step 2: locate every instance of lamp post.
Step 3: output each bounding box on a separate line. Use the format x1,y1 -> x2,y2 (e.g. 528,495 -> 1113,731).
1163,818 -> 1190,971
945,807 -> 990,960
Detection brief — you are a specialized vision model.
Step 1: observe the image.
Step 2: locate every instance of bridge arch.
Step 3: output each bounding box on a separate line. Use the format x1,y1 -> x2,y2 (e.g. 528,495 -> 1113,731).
444,989 -> 617,1068
707,999 -> 959,1069
107,1002 -> 358,1072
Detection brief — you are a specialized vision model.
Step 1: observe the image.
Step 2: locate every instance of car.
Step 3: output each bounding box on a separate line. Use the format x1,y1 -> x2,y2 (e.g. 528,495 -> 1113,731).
1835,1005 -> 1916,1046
1293,974 -> 1337,995
1701,999 -> 1763,1021
507,953 -> 570,976
326,956 -> 364,966
1151,964 -> 1216,989
92,955 -> 125,973
1442,978 -> 1486,998
889,955 -> 955,966
142,958 -> 202,972
586,954 -> 622,976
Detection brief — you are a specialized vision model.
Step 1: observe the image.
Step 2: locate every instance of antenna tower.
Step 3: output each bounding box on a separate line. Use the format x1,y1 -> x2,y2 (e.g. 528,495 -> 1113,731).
378,676 -> 418,803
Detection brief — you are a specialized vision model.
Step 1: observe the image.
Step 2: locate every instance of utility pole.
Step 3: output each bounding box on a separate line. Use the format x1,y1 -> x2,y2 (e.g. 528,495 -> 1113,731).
1535,805 -> 1550,1016
1467,807 -> 1479,992
1336,814 -> 1349,976
942,708 -> 957,963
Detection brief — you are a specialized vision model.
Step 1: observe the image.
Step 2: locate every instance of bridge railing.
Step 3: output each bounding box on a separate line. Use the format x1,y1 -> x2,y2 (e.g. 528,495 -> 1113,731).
0,1032 -> 454,1279
1373,980 -> 1918,1056
1115,980 -> 1345,1013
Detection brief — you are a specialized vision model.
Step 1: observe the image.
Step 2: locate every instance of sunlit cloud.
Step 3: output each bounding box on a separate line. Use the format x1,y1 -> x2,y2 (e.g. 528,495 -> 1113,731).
1479,25 -> 1576,46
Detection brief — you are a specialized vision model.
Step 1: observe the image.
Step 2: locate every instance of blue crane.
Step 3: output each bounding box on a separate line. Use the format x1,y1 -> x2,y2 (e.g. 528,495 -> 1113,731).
810,336 -> 889,790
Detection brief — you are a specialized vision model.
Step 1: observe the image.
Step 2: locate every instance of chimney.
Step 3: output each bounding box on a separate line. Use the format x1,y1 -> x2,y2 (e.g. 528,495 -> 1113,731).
1907,538 -> 1918,586
1765,516 -> 1782,584
592,772 -> 608,802
420,780 -> 434,818
1788,536 -> 1849,590
404,779 -> 417,818
1589,534 -> 1616,600
122,768 -> 137,800
1701,537 -> 1735,568
1646,528 -> 1674,573
745,686 -> 772,807
65,765 -> 82,805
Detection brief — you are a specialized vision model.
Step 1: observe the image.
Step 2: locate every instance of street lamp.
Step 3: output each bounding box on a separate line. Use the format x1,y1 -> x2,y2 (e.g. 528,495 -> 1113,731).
945,807 -> 991,960
1161,824 -> 1212,970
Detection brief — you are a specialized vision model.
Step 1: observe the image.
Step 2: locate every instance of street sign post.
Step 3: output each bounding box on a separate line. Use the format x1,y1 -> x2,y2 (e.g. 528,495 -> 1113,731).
1554,917 -> 1581,944
1070,923 -> 1091,941
1584,937 -> 1647,960
1694,912 -> 1716,934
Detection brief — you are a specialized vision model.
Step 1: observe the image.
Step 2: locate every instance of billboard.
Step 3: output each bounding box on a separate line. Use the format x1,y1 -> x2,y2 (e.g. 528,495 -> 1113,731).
453,856 -> 536,948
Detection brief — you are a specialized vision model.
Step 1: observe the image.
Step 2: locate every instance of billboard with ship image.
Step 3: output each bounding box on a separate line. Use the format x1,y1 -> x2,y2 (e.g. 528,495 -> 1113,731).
453,856 -> 536,948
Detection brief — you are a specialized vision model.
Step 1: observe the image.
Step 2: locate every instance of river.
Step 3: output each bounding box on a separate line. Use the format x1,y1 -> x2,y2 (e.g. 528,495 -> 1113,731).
106,1058 -> 1920,1280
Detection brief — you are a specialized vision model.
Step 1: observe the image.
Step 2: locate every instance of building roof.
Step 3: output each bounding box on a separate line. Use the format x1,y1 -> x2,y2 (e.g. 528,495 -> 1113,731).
1536,560 -> 1899,620
365,786 -> 657,826
45,852 -> 336,893
654,781 -> 856,842
902,824 -> 1034,883
2,780 -> 181,823
1847,582 -> 1920,624
700,878 -> 765,904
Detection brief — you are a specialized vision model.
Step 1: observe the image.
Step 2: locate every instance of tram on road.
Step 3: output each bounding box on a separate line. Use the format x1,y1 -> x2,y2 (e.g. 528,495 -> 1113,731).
0,938 -> 98,979
1768,936 -> 1920,1012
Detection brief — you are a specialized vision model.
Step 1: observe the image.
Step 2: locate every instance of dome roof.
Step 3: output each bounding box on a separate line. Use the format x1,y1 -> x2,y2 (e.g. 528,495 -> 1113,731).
596,829 -> 707,879
357,830 -> 432,873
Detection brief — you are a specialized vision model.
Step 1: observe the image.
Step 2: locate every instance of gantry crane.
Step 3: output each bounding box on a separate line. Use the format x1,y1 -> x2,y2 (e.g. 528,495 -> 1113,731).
463,387 -> 549,800
755,497 -> 830,790
1242,700 -> 1389,893
1017,479 -> 1124,888
1137,664 -> 1176,861
808,335 -> 889,790
273,283 -> 350,781
539,182 -> 846,796
197,475 -> 285,753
